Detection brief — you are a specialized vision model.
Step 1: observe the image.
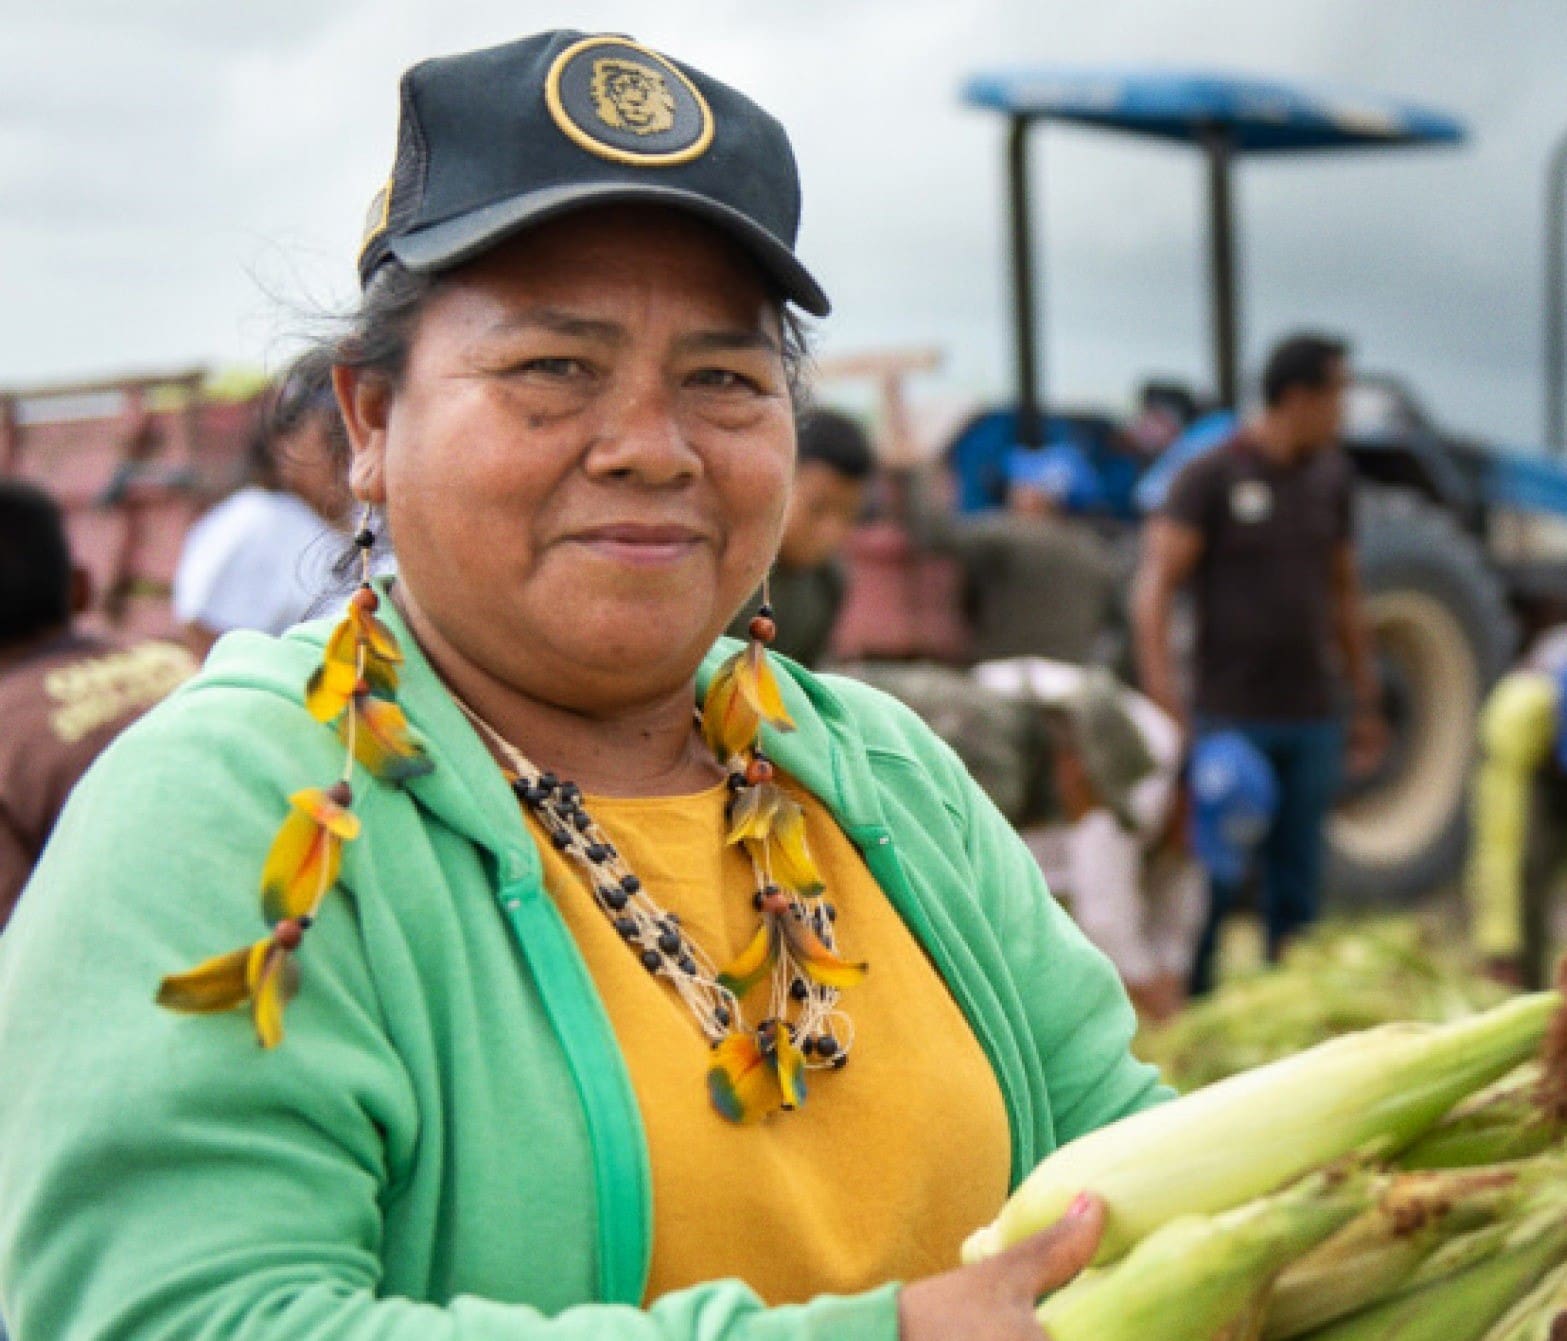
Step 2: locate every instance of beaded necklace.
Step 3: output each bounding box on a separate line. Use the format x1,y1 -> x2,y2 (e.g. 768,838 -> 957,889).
454,605 -> 867,1125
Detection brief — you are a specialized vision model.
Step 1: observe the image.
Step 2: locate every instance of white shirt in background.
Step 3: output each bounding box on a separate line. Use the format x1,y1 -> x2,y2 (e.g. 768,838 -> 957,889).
173,488 -> 342,637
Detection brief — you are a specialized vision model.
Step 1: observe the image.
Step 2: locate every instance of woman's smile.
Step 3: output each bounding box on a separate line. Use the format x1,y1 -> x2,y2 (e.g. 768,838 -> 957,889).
565,521 -> 712,569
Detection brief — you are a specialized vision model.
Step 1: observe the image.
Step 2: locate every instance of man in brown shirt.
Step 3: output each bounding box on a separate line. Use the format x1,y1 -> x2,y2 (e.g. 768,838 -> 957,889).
0,482 -> 192,925
1133,334 -> 1387,991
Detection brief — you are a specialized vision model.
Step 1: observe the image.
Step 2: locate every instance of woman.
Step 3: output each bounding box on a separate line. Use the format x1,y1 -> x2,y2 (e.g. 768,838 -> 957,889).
0,30 -> 1164,1340
172,368 -> 352,659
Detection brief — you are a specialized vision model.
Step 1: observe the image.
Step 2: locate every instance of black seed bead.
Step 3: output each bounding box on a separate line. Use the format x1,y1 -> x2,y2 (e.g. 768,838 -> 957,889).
297,915 -> 314,930
790,978 -> 810,1002
538,772 -> 559,792
640,949 -> 663,973
800,1036 -> 816,1056
560,782 -> 582,805
511,778 -> 532,800
613,917 -> 638,939
354,527 -> 376,549
815,1034 -> 839,1058
678,956 -> 698,976
585,843 -> 611,863
751,891 -> 765,910
572,810 -> 592,832
657,931 -> 681,955
825,903 -> 838,922
662,914 -> 681,930
757,603 -> 774,620
603,887 -> 629,911
726,771 -> 747,792
521,784 -> 550,806
620,874 -> 642,895
831,1054 -> 848,1070
714,1006 -> 732,1028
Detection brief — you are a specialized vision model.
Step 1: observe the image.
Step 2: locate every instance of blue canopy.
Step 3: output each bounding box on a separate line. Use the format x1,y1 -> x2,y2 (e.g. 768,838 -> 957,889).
962,68 -> 1465,153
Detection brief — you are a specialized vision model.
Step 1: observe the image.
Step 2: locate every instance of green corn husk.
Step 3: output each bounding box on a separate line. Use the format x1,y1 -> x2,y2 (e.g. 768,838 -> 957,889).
1400,1064 -> 1567,1170
1298,1192 -> 1567,1341
965,991 -> 1559,1266
1216,1292 -> 1271,1341
1478,1260 -> 1567,1341
1262,1159 -> 1560,1339
1034,1167 -> 1377,1341
1404,1218 -> 1518,1290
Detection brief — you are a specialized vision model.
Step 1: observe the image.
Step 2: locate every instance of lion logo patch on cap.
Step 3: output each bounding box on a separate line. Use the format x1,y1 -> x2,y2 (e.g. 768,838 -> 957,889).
591,58 -> 676,135
546,36 -> 714,167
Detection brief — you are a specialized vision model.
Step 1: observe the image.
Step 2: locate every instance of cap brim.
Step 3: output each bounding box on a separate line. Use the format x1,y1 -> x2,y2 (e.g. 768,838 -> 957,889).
388,182 -> 830,317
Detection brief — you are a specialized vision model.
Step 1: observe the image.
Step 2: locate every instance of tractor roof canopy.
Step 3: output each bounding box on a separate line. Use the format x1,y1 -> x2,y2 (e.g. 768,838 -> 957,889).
961,68 -> 1465,153
964,67 -> 1466,419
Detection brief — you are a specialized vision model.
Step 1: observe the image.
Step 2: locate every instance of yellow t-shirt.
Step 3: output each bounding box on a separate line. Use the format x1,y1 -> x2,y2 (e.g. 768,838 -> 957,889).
529,776 -> 1012,1307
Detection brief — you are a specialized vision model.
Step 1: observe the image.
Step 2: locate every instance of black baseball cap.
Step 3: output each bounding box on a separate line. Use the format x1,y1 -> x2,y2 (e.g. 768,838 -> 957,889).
357,30 -> 830,316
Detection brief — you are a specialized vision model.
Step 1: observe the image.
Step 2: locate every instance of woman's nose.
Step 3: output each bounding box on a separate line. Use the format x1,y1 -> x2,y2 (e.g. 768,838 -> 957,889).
585,383 -> 701,486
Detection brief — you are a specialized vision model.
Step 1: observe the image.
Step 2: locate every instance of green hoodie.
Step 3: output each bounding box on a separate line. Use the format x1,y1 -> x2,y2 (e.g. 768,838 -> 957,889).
0,591 -> 1166,1340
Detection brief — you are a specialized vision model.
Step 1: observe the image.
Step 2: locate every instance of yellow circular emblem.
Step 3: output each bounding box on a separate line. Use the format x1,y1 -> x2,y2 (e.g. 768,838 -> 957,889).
545,36 -> 715,168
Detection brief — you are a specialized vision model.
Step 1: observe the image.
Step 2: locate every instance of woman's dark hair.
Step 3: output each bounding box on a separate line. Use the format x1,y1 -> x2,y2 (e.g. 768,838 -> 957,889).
0,480 -> 73,646
277,262 -> 438,480
1262,333 -> 1349,408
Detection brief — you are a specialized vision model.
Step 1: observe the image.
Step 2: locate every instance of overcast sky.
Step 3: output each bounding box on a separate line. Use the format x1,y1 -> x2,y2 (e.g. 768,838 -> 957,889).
6,0 -> 1567,444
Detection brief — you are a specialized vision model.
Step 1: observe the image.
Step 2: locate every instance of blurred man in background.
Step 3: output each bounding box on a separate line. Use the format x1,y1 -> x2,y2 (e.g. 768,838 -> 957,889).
173,366 -> 352,659
0,482 -> 192,925
910,443 -> 1126,667
1134,332 -> 1387,992
728,406 -> 873,667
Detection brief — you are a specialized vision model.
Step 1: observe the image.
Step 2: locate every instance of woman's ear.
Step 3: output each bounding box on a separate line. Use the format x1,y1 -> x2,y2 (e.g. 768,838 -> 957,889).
333,364 -> 391,505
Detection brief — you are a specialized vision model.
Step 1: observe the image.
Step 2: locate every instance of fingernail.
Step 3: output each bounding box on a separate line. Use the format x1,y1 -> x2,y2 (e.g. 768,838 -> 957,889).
1067,1192 -> 1094,1219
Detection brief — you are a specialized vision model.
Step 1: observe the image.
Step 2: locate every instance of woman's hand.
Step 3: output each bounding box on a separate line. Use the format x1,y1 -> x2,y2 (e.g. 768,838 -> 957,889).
898,1194 -> 1105,1341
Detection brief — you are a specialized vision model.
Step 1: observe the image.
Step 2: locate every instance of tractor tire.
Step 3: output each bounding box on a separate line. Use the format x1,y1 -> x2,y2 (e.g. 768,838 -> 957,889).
1327,488 -> 1517,906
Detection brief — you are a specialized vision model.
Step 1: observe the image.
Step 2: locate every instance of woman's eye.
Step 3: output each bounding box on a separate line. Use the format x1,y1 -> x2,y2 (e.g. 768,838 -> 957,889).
688,368 -> 759,392
515,356 -> 589,379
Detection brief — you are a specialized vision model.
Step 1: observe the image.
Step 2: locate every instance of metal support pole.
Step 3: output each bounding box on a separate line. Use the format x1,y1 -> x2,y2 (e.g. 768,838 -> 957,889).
1007,116 -> 1044,447
1203,128 -> 1240,410
0,396 -> 17,477
1545,126 -> 1567,454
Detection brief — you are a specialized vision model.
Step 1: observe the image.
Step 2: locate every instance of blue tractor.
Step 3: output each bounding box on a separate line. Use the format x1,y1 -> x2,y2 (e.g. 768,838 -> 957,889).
951,68 -> 1567,904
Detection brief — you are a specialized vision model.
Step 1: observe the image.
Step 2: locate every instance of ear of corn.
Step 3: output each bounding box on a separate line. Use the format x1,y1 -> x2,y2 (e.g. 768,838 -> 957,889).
1294,1192 -> 1567,1341
966,991 -> 1558,1266
1138,919 -> 1514,1093
1399,1065 -> 1565,1170
1034,1167 -> 1376,1341
1262,1159 -> 1562,1339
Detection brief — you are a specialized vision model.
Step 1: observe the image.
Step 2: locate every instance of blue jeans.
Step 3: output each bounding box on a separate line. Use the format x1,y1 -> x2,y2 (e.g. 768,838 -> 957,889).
1189,717 -> 1346,995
